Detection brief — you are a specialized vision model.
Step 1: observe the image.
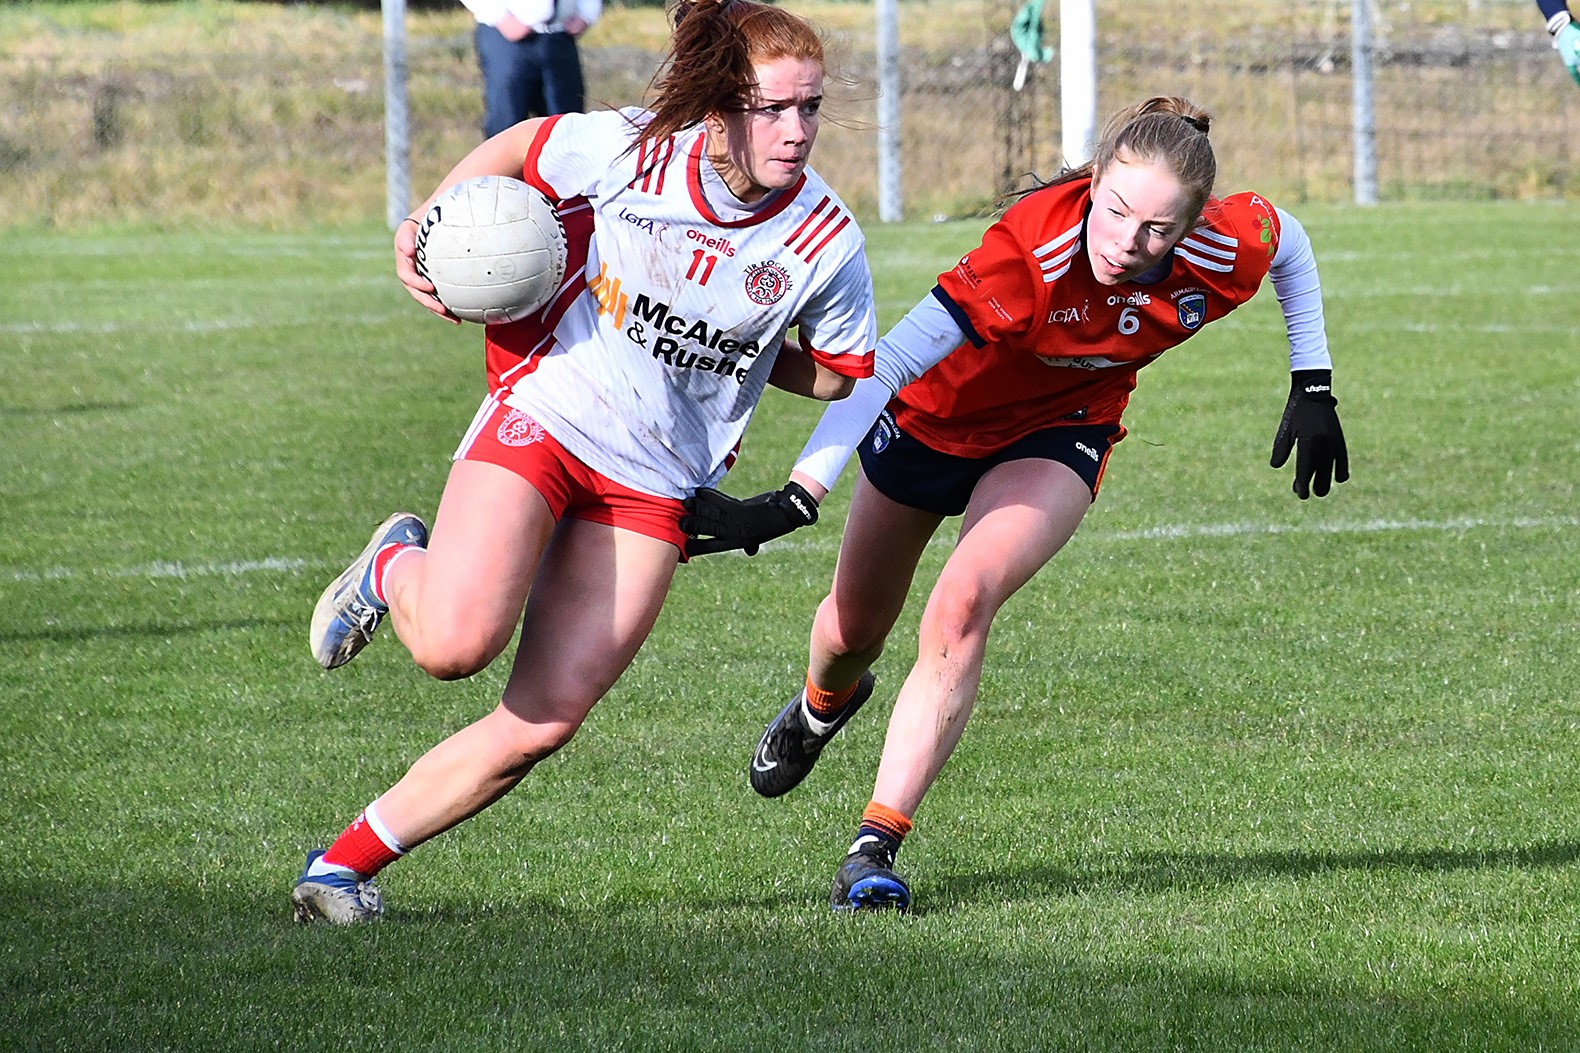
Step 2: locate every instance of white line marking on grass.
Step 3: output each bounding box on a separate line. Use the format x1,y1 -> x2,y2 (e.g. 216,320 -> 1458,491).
10,515 -> 1575,581
724,513 -> 1580,556
1213,315 -> 1580,337
8,557 -> 309,583
1102,514 -> 1580,542
1389,321 -> 1580,335
1,312 -> 404,336
11,238 -> 387,256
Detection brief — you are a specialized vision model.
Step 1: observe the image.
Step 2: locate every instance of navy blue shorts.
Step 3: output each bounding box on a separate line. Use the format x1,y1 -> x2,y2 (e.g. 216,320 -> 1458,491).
856,411 -> 1121,518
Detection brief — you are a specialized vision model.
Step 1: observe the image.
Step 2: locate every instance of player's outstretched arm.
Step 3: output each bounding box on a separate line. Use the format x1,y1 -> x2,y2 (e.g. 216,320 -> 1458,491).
681,481 -> 820,557
684,291 -> 968,558
1266,208 -> 1350,500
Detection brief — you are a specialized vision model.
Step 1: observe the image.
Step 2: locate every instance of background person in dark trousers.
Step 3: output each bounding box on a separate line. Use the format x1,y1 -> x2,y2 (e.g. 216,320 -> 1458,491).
463,0 -> 602,137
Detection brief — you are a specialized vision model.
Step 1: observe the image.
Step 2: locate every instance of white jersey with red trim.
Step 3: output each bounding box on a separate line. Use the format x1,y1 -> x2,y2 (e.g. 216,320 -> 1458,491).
491,107 -> 876,499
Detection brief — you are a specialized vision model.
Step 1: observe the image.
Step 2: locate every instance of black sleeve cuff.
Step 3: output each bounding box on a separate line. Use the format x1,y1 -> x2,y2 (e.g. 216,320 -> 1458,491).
930,284 -> 986,348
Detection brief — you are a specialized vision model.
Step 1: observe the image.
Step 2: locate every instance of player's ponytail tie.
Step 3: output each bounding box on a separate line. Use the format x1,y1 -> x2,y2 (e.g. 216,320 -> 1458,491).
1131,96 -> 1213,137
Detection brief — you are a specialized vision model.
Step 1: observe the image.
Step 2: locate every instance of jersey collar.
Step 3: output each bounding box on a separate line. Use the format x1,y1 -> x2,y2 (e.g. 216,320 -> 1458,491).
686,132 -> 807,229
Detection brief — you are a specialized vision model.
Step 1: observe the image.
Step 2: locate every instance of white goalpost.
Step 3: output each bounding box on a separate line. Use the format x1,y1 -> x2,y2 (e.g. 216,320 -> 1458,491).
1058,0 -> 1096,168
874,0 -> 1095,221
384,0 -> 411,231
876,0 -> 903,222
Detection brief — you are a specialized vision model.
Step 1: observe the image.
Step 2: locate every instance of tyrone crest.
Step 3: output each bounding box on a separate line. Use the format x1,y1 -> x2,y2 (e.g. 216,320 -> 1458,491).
497,408 -> 546,447
743,260 -> 792,306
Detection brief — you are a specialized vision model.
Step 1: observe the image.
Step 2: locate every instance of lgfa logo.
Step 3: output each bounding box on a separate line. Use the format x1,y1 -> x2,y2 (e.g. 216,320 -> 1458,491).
1048,301 -> 1090,325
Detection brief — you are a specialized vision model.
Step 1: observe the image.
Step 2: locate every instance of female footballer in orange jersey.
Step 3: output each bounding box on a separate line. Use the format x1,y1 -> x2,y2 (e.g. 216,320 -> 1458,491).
682,96 -> 1351,910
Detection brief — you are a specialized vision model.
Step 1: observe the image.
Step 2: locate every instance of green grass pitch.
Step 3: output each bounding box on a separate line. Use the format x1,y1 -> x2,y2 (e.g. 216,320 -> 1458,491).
3,203 -> 1579,1051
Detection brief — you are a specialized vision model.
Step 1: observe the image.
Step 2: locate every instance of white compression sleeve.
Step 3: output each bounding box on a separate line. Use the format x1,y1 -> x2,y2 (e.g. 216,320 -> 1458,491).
1270,208 -> 1333,372
793,292 -> 966,492
791,376 -> 894,493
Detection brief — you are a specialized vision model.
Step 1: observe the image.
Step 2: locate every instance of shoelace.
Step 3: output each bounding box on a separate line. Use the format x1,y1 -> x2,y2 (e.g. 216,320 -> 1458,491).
353,881 -> 382,911
352,600 -> 381,638
774,702 -> 819,753
853,843 -> 897,871
328,872 -> 382,911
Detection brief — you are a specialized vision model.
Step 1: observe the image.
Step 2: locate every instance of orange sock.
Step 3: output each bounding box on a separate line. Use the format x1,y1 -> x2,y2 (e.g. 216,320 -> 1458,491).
805,674 -> 858,720
858,800 -> 913,844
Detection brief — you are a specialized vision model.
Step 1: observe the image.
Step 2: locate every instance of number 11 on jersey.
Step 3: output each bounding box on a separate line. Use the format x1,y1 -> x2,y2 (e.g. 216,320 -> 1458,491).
687,249 -> 718,285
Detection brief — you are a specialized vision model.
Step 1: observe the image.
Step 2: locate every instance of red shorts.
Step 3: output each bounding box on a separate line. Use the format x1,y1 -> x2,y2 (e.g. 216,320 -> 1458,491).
454,396 -> 688,553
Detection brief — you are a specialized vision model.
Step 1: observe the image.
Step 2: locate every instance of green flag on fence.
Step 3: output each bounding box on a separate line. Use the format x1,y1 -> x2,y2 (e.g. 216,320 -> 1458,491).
1010,0 -> 1052,90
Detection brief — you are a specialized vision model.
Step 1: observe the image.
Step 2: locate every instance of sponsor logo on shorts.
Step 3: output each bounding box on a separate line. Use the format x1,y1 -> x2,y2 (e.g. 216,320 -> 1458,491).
872,410 -> 897,454
743,260 -> 792,306
498,408 -> 546,447
1176,292 -> 1207,331
1074,440 -> 1101,462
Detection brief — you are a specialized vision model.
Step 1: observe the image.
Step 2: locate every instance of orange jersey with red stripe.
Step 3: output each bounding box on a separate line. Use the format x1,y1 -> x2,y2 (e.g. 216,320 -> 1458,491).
897,176 -> 1279,457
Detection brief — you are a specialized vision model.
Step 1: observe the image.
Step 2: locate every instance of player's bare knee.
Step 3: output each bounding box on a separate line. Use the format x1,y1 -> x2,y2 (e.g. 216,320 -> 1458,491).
822,623 -> 887,665
506,722 -> 580,767
408,629 -> 509,681
494,697 -> 585,760
413,652 -> 486,681
919,584 -> 995,653
531,721 -> 580,758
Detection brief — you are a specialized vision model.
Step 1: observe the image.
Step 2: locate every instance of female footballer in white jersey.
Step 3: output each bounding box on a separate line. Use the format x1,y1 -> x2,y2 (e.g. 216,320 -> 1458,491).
290,0 -> 876,924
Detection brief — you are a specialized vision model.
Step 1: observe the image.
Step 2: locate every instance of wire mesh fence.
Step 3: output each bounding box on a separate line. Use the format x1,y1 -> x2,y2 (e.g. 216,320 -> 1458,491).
862,0 -> 1579,215
1,0 -> 1573,228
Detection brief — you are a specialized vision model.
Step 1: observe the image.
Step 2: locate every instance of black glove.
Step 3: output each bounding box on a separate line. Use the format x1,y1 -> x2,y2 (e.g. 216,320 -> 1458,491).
680,481 -> 818,557
1270,369 -> 1350,499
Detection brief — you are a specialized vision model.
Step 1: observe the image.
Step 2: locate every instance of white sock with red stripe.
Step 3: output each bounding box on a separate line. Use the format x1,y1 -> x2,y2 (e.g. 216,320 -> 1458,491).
369,544 -> 418,606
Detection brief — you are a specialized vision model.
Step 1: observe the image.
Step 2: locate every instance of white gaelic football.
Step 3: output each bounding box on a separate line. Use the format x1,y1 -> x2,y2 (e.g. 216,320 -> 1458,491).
414,175 -> 568,324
